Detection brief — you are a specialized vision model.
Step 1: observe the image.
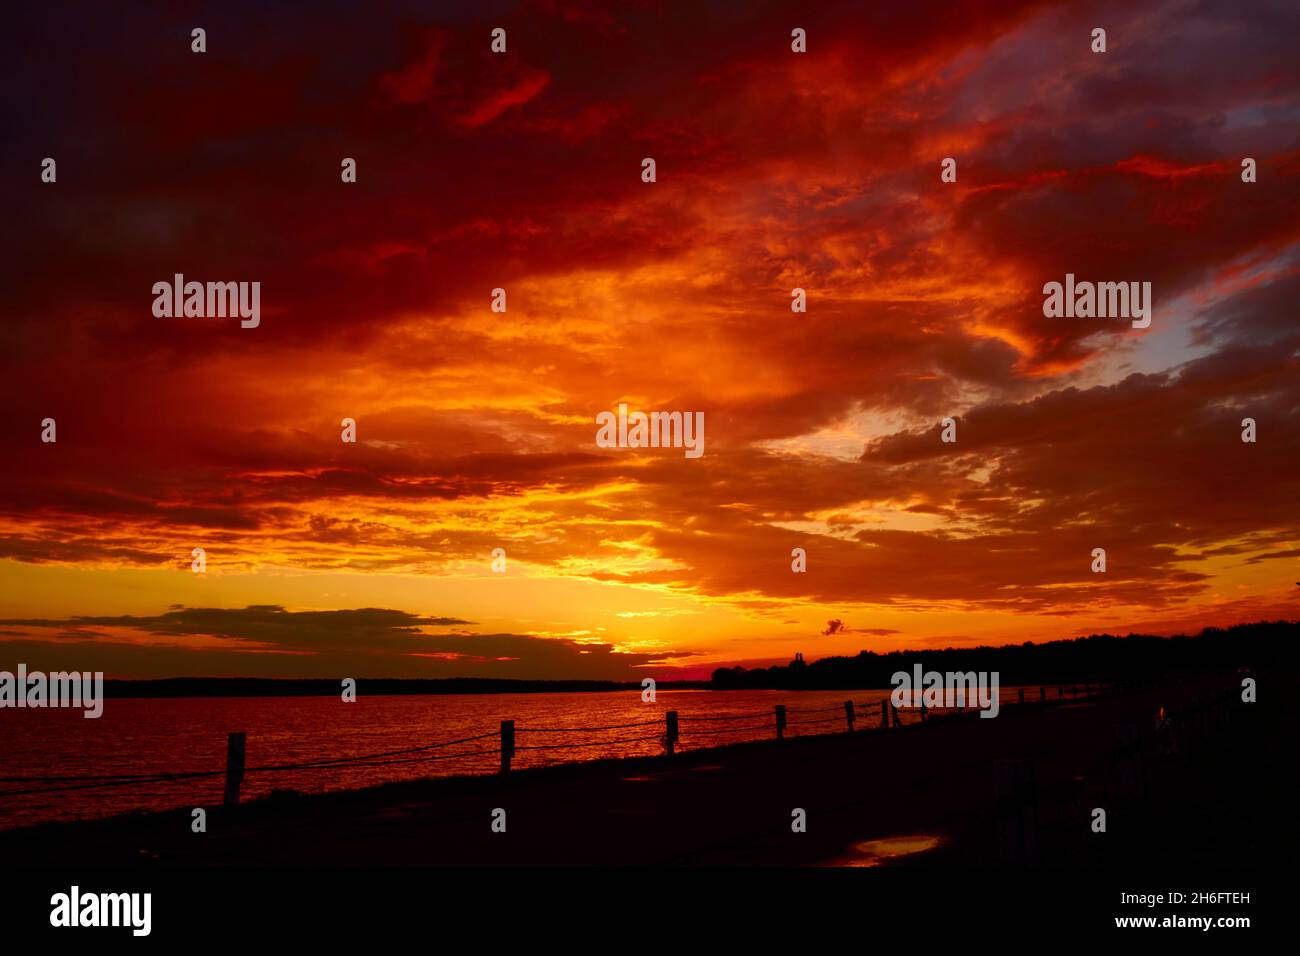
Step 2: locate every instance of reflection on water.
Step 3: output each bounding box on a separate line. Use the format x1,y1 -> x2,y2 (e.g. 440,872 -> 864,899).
829,834 -> 944,867
1,684 -> 1048,830
2,688 -> 904,829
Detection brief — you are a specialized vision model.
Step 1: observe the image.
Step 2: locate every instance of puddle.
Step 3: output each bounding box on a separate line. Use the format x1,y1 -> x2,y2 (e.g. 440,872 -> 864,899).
823,834 -> 944,867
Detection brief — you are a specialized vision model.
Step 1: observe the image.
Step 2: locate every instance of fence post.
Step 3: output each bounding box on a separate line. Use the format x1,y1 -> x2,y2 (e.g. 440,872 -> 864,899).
891,702 -> 901,729
499,719 -> 515,775
223,732 -> 246,806
1018,688 -> 1025,705
775,704 -> 787,740
880,700 -> 889,729
665,710 -> 679,755
919,697 -> 927,722
843,700 -> 855,733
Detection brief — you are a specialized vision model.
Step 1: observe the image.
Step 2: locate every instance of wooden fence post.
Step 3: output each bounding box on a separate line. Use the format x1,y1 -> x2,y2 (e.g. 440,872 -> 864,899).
499,719 -> 515,775
919,697 -> 927,722
843,700 -> 855,733
665,710 -> 679,755
223,732 -> 246,806
775,704 -> 787,740
891,702 -> 901,729
880,700 -> 889,729
1018,688 -> 1025,705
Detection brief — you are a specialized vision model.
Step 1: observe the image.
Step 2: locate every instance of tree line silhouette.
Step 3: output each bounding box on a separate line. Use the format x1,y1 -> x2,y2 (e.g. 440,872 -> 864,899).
709,620 -> 1297,690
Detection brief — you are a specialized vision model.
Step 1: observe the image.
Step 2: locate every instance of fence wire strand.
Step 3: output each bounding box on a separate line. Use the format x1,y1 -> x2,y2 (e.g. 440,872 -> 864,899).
2,694 -> 1073,808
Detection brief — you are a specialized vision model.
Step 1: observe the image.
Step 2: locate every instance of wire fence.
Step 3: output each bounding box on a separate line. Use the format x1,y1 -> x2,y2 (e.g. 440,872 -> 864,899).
0,685 -> 1105,815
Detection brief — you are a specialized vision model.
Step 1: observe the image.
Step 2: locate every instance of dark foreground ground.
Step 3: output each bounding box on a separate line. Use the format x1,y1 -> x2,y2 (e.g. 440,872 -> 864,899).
2,673 -> 1289,867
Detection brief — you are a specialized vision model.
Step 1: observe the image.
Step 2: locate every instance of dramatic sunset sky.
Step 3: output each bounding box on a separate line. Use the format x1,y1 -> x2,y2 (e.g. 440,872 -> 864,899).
1,0 -> 1297,680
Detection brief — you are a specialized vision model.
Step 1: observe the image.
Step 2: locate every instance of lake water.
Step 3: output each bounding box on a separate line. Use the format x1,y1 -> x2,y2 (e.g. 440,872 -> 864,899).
0,685 -> 1046,830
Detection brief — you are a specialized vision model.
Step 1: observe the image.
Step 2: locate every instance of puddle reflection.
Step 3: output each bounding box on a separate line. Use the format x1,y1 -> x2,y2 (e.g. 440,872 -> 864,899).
826,834 -> 944,867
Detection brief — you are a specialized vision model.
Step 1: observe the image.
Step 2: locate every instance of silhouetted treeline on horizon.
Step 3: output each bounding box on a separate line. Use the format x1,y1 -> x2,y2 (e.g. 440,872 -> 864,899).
79,620 -> 1299,697
709,620 -> 1298,690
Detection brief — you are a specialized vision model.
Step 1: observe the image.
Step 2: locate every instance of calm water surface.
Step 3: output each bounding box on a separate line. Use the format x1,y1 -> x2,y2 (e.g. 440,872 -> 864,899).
0,686 -> 1042,829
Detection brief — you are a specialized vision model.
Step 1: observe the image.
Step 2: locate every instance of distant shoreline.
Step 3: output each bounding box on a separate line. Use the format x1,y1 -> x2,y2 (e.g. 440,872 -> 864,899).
47,619 -> 1300,699
98,677 -> 713,699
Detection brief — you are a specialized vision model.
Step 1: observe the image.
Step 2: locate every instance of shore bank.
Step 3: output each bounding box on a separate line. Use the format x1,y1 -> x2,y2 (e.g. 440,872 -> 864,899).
2,673 -> 1285,867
